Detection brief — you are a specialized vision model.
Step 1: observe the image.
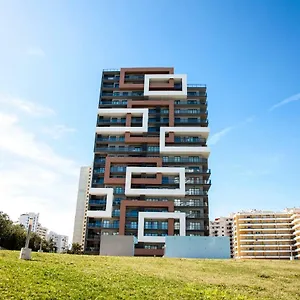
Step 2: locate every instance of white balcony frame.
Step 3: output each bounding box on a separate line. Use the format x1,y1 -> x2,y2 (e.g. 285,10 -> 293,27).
144,74 -> 187,98
138,212 -> 186,243
125,167 -> 185,196
96,108 -> 148,134
160,127 -> 210,157
87,188 -> 114,218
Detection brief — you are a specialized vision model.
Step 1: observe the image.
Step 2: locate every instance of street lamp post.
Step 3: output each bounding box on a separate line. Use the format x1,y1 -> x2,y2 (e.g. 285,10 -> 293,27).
19,218 -> 33,260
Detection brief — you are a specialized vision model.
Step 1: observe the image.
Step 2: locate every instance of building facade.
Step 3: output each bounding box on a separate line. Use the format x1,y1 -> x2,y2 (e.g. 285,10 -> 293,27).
47,231 -> 69,253
36,223 -> 48,240
73,166 -> 92,247
234,209 -> 300,259
210,217 -> 234,257
18,212 -> 39,233
85,67 -> 211,256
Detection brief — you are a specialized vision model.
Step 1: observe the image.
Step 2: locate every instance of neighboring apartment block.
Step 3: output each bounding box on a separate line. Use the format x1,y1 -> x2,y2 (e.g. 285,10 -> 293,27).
234,209 -> 300,259
85,67 -> 211,256
36,223 -> 48,240
210,217 -> 234,257
73,166 -> 92,247
47,231 -> 69,253
18,212 -> 39,232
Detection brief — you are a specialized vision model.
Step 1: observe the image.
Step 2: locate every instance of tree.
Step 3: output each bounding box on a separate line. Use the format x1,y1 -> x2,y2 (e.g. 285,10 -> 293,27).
70,243 -> 82,254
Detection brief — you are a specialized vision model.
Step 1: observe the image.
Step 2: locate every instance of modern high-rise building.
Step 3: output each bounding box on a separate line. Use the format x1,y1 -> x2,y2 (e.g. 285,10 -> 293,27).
210,217 -> 234,257
234,208 -> 300,259
85,67 -> 211,256
18,212 -> 39,232
72,166 -> 92,247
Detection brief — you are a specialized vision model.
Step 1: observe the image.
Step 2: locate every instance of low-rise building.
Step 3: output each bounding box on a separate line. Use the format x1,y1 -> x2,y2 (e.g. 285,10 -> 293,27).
209,217 -> 234,257
233,208 -> 300,259
47,231 -> 69,253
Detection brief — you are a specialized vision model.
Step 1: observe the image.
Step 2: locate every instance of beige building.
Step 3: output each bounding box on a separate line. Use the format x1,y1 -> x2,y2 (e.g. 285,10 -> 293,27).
234,208 -> 300,259
36,223 -> 48,240
72,166 -> 92,248
210,217 -> 234,257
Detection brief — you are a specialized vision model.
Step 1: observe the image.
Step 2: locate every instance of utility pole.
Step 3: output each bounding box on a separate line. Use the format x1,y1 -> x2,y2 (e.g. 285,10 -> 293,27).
19,218 -> 33,260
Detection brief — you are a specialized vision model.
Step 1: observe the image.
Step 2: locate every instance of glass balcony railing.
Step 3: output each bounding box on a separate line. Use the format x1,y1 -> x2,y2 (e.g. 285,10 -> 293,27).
95,147 -> 159,153
174,137 -> 206,143
162,157 -> 208,163
89,200 -> 106,205
175,110 -> 208,115
96,136 -> 125,142
110,167 -> 126,172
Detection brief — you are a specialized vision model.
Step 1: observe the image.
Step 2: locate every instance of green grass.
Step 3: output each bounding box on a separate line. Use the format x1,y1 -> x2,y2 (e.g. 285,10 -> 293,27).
0,251 -> 299,299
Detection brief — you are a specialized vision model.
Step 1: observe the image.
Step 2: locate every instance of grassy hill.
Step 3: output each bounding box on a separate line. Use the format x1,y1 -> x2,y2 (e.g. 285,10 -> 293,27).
0,251 -> 299,299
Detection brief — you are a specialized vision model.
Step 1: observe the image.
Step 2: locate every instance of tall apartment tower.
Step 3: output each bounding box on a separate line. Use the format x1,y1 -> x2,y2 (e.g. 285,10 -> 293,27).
210,217 -> 234,257
18,212 -> 39,232
85,67 -> 211,256
72,166 -> 92,247
234,209 -> 300,259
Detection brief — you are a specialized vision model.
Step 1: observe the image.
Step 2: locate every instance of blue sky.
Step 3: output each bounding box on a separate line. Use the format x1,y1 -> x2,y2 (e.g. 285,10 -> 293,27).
0,1 -> 300,239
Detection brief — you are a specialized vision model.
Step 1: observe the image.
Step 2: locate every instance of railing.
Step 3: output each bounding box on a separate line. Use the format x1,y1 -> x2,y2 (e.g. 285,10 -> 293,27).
87,223 -> 119,229
185,168 -> 211,174
187,84 -> 206,87
95,147 -> 159,153
110,167 -> 126,172
162,157 -> 208,163
174,100 -> 206,105
185,190 -> 209,196
126,212 -> 139,217
99,101 -> 127,106
94,159 -> 106,164
175,119 -> 208,125
174,202 -> 206,207
96,137 -> 125,142
174,137 -> 206,143
90,200 -> 106,205
103,69 -> 119,71
186,213 -> 207,219
187,92 -> 207,96
186,226 -> 205,230
175,110 -> 208,115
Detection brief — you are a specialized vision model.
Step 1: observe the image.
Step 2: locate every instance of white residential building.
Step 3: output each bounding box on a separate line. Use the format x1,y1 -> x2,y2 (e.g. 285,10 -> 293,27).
18,212 -> 39,232
233,208 -> 300,259
210,217 -> 234,257
47,231 -> 69,253
36,223 -> 48,240
72,166 -> 91,248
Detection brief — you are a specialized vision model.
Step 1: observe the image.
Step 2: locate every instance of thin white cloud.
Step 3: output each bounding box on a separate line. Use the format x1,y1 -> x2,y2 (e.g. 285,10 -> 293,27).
0,94 -> 55,116
27,46 -> 45,57
0,109 -> 81,239
0,112 -> 77,175
42,124 -> 76,139
269,93 -> 300,111
208,126 -> 234,146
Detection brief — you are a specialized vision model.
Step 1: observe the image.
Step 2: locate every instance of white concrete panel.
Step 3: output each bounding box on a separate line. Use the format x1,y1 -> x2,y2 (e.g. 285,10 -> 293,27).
125,167 -> 185,196
87,188 -> 114,218
160,127 -> 211,157
144,74 -> 187,98
138,212 -> 186,243
96,108 -> 148,134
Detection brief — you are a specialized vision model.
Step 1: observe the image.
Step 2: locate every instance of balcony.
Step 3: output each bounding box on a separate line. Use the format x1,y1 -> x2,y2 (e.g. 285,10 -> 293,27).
175,119 -> 209,126
175,109 -> 208,115
174,137 -> 206,144
96,136 -> 125,142
94,147 -> 159,153
162,157 -> 208,164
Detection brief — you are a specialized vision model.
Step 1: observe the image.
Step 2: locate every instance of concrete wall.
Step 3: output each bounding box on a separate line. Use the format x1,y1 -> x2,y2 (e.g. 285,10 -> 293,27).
100,236 -> 134,256
164,236 -> 230,259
